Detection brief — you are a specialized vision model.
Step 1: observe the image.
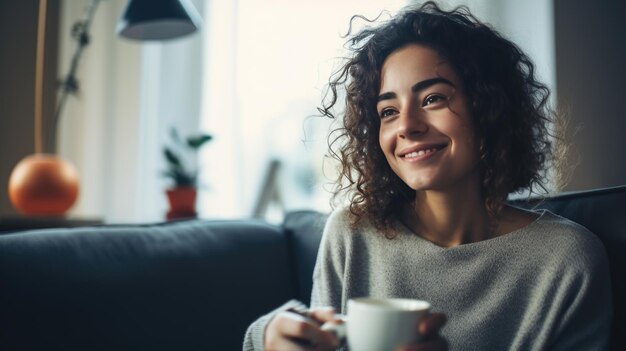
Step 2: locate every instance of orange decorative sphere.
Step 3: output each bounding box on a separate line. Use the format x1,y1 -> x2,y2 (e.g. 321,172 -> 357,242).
8,154 -> 80,216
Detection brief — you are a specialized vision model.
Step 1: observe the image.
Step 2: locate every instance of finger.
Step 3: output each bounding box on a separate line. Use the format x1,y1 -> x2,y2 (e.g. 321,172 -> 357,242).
396,337 -> 448,351
418,313 -> 447,337
309,307 -> 337,323
309,308 -> 343,347
276,312 -> 340,349
266,337 -> 309,351
278,311 -> 321,339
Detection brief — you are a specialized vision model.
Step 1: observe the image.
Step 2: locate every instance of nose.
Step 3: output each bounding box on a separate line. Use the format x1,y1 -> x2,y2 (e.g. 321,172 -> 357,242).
397,107 -> 428,138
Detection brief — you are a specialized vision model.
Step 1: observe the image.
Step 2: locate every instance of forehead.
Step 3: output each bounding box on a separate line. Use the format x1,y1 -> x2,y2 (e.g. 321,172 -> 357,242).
379,44 -> 461,92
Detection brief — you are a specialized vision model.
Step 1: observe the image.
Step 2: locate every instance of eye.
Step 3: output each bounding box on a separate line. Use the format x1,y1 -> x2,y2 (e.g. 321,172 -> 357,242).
379,108 -> 398,119
422,94 -> 446,107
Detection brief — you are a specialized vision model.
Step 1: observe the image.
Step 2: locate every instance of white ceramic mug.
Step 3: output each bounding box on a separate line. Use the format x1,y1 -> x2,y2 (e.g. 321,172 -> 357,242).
321,297 -> 431,351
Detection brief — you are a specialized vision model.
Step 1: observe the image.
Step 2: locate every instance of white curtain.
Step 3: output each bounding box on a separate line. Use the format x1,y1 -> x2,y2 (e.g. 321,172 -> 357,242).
198,0 -> 412,220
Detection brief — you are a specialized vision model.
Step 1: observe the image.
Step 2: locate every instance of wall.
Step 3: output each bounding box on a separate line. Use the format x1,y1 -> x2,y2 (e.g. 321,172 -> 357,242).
555,0 -> 626,190
0,0 -> 60,216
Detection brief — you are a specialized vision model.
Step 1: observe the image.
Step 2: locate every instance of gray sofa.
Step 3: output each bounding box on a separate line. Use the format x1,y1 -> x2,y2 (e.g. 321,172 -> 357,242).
1,186 -> 624,350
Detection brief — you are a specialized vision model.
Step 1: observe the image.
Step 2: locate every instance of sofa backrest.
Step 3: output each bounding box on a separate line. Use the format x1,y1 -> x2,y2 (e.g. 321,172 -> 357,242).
0,219 -> 295,351
285,185 -> 626,351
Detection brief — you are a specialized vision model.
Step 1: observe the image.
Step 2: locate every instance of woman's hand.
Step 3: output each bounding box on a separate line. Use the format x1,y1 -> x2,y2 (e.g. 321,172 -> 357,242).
265,307 -> 342,351
397,313 -> 448,351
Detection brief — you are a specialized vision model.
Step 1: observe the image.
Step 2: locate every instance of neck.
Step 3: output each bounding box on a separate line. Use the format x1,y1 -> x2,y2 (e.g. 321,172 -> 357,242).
406,183 -> 495,247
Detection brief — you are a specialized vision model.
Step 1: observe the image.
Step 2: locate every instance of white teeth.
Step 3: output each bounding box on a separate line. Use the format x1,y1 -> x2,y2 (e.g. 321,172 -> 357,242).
404,148 -> 437,158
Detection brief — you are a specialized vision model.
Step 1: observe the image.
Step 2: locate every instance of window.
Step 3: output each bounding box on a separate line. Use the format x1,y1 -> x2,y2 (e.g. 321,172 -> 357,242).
199,0 -> 410,220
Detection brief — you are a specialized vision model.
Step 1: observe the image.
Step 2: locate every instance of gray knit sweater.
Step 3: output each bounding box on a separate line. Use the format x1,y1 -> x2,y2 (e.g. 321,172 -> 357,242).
244,209 -> 612,350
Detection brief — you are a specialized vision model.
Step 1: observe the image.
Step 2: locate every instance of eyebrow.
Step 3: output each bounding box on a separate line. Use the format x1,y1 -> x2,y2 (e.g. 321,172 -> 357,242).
377,77 -> 456,103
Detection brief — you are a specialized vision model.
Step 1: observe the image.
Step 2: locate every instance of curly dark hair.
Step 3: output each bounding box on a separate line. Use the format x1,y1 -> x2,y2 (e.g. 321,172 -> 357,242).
320,1 -> 554,231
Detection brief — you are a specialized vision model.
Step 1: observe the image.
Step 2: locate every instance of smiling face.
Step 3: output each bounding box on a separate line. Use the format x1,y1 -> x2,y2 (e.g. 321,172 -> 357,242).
377,44 -> 481,192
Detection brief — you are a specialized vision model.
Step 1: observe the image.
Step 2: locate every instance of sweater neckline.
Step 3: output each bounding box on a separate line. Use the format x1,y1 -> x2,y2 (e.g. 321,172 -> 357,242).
394,209 -> 549,251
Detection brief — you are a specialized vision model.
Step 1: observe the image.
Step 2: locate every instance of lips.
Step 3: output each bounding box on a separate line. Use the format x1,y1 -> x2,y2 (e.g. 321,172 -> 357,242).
399,143 -> 448,160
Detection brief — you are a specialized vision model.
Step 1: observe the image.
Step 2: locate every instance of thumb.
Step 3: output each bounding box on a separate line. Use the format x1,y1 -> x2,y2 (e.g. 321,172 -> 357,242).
419,313 -> 447,337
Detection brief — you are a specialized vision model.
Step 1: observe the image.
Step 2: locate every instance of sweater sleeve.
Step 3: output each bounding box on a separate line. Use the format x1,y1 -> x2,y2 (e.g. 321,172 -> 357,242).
548,233 -> 613,351
242,300 -> 311,351
242,312 -> 273,351
242,210 -> 351,351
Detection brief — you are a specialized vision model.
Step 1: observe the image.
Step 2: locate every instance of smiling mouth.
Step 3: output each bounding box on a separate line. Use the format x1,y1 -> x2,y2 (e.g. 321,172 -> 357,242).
400,144 -> 447,161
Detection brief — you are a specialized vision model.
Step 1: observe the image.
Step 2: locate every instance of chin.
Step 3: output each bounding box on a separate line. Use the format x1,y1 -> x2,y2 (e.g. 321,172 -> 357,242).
400,173 -> 443,191
403,179 -> 441,191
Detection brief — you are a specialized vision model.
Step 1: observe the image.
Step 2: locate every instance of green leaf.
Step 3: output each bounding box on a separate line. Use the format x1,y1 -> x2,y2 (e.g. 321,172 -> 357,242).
162,128 -> 211,187
186,134 -> 213,149
163,148 -> 182,167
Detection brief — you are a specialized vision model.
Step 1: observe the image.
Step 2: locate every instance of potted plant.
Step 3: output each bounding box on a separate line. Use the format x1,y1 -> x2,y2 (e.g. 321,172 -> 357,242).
162,128 -> 212,220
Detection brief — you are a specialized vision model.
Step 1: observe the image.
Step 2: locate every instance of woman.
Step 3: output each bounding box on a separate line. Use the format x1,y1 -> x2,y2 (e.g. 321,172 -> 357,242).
244,2 -> 612,350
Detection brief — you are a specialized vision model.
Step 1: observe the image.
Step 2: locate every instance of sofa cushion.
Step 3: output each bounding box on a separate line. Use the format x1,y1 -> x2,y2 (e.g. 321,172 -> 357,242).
0,219 -> 295,351
283,210 -> 328,305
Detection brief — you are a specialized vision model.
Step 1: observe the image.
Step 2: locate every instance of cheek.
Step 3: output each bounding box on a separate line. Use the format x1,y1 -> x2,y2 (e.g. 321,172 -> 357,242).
460,127 -> 478,149
378,125 -> 395,155
454,128 -> 481,165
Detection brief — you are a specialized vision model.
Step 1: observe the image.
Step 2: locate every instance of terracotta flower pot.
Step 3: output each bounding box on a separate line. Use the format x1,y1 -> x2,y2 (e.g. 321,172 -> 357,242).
166,187 -> 197,220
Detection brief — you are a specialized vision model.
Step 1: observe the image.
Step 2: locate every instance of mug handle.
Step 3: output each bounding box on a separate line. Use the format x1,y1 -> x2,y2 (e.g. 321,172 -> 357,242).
321,314 -> 348,343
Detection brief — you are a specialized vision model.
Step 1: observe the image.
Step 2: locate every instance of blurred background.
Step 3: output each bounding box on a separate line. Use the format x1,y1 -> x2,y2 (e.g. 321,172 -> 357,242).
1,0 -> 624,224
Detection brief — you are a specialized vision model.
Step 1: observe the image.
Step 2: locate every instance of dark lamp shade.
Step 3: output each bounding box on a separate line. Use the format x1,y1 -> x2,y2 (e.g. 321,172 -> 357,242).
117,0 -> 202,40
